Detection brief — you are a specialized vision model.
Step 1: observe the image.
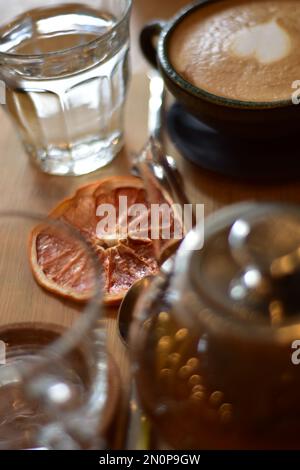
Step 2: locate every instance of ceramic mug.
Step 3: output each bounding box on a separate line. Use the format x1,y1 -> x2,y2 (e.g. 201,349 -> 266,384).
140,0 -> 300,139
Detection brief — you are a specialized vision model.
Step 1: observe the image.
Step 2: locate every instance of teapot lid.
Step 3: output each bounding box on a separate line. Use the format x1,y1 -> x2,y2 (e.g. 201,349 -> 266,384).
177,203 -> 300,328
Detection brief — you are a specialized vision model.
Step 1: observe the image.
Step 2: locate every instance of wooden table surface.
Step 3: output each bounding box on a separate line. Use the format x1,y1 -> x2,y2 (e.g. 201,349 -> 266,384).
0,0 -> 300,449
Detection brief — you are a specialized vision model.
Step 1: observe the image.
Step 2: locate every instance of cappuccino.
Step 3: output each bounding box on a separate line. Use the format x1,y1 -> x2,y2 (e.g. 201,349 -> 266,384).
170,0 -> 300,102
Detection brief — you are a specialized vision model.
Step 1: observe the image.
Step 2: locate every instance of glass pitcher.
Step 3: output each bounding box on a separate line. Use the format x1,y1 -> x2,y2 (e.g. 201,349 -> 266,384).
131,202 -> 300,449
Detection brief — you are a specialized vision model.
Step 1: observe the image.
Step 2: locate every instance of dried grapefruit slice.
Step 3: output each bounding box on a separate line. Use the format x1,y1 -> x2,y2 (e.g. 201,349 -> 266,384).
30,176 -> 180,306
30,225 -> 96,302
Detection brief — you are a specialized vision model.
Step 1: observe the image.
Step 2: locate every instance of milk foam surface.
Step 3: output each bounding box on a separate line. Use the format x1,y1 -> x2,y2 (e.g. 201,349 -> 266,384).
230,20 -> 291,64
170,0 -> 300,102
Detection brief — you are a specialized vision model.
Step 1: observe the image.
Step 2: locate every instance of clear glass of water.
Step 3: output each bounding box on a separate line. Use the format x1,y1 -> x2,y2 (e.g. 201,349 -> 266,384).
0,1 -> 132,176
0,212 -> 115,450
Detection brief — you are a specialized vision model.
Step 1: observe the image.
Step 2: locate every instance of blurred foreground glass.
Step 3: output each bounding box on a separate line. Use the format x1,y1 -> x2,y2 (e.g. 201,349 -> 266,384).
0,0 -> 132,176
131,203 -> 300,450
0,212 -> 114,450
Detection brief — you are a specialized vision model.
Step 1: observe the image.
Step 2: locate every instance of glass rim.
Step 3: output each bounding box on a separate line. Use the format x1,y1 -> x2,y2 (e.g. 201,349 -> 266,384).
0,210 -> 103,362
0,0 -> 132,62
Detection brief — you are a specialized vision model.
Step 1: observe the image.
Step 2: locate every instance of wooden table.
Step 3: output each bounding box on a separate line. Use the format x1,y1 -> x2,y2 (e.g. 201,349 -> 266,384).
0,0 -> 300,449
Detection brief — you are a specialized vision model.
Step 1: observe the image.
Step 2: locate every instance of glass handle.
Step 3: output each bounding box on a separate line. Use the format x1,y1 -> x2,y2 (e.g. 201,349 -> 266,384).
148,72 -> 165,143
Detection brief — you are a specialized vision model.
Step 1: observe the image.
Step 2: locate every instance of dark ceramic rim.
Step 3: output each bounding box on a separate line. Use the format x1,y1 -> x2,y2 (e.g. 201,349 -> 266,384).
157,0 -> 292,110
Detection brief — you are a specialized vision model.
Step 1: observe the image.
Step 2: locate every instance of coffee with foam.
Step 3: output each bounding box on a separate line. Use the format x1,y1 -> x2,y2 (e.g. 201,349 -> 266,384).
170,0 -> 300,102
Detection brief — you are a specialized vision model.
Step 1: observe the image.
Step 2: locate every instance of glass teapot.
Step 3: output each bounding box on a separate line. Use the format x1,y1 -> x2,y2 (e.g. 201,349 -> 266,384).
131,202 -> 300,450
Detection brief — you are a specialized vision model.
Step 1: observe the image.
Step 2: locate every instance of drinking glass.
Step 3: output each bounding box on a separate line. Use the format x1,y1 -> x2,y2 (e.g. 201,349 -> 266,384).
0,212 -> 114,450
0,0 -> 132,176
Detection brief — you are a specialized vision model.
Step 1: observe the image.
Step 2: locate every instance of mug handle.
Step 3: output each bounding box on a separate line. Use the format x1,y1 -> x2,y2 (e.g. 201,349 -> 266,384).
140,21 -> 166,69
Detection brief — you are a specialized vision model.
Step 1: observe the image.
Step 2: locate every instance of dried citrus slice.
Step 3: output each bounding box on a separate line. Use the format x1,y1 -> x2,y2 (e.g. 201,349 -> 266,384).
30,224 -> 96,302
30,176 -> 180,306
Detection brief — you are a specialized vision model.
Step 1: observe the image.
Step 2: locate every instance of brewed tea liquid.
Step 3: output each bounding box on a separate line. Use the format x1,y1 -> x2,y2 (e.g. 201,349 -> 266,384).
135,310 -> 300,450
